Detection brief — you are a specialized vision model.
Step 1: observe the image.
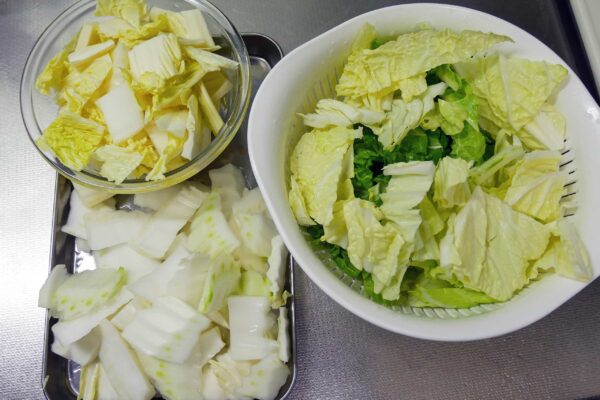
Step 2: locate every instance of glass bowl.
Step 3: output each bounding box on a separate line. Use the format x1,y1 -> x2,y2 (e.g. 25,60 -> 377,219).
20,0 -> 251,194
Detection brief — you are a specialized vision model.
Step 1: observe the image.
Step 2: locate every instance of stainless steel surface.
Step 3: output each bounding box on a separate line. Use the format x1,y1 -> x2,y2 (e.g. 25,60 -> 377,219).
2,1 -> 600,400
40,34 -> 296,400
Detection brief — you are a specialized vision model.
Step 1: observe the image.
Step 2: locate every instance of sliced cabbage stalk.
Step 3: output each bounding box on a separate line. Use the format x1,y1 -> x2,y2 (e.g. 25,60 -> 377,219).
132,185 -> 179,211
94,244 -> 159,284
96,83 -> 145,144
127,238 -> 190,301
277,308 -> 290,363
122,296 -> 211,363
238,353 -> 290,400
73,183 -> 115,207
154,110 -> 188,138
54,267 -> 126,320
84,209 -> 148,250
133,185 -> 207,258
38,264 -> 69,310
239,270 -> 271,297
40,109 -> 105,171
267,235 -> 287,303
98,319 -> 155,400
62,189 -> 115,240
232,211 -> 277,258
78,361 -> 99,400
204,72 -> 233,105
51,327 -> 100,367
182,94 -> 209,160
199,82 -> 224,134
188,192 -> 241,257
93,145 -> 144,184
94,0 -> 147,29
209,164 -> 245,217
109,298 -> 141,331
68,40 -> 115,66
165,254 -> 211,307
198,255 -> 241,314
52,289 -> 133,346
203,353 -> 253,400
228,296 -> 278,361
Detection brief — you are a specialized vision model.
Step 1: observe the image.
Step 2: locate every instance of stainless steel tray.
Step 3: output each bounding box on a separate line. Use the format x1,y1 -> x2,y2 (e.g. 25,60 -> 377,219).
41,33 -> 296,400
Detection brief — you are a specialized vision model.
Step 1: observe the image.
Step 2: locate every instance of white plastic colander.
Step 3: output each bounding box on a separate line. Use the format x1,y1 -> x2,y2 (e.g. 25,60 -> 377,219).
248,3 -> 600,341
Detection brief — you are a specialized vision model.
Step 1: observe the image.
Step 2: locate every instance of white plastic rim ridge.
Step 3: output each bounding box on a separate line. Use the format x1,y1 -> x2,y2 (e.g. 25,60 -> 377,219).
248,3 -> 600,341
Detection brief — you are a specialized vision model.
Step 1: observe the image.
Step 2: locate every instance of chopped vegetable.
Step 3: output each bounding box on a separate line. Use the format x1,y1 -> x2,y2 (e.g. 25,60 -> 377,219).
228,296 -> 278,361
95,83 -> 144,144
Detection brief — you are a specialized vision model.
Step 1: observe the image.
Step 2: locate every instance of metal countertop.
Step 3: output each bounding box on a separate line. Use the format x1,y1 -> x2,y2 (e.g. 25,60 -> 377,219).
1,1 -> 599,399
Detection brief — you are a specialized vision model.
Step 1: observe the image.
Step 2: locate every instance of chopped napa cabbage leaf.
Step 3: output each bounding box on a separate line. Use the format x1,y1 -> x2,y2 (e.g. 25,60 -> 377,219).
534,219 -> 593,281
36,47 -> 71,95
96,83 -> 145,143
454,55 -> 568,134
110,299 -> 143,331
276,308 -> 290,363
407,274 -> 496,308
144,133 -> 185,181
349,23 -> 377,52
290,125 -> 362,225
152,62 -> 206,110
78,361 -> 119,400
128,33 -> 182,90
204,71 -> 233,105
288,174 -> 315,226
239,270 -> 271,297
95,0 -> 147,29
185,46 -> 239,71
132,185 -> 207,258
433,156 -> 472,209
54,267 -> 126,320
59,54 -> 113,113
188,192 -> 241,257
412,196 -> 444,262
51,327 -> 100,367
441,187 -> 550,301
228,296 -> 278,361
161,9 -> 215,46
128,237 -> 191,301
98,319 -> 155,400
62,189 -> 115,240
517,103 -> 566,151
198,255 -> 242,314
336,29 -> 510,100
209,164 -> 245,217
84,209 -> 147,250
321,200 -> 349,248
52,289 -> 133,346
199,81 -> 224,134
373,82 -> 446,149
93,144 -> 143,184
233,187 -> 268,215
504,150 -> 566,222
267,235 -> 287,304
95,17 -> 136,42
132,185 -> 179,210
122,296 -> 211,363
233,245 -> 268,275
94,244 -> 160,284
237,354 -> 289,400
38,264 -> 69,310
72,183 -> 115,207
68,40 -> 115,67
397,73 -> 428,102
301,99 -> 385,129
40,109 -> 104,171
